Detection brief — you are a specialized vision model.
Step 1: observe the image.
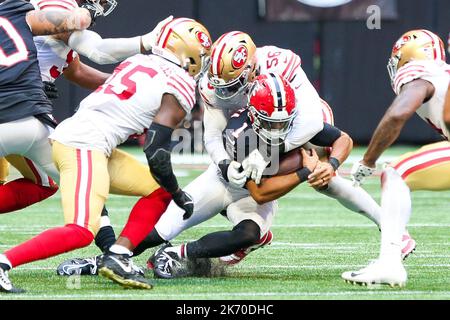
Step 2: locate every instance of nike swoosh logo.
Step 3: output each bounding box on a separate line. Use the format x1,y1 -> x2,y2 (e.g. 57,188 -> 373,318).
62,263 -> 90,275
351,272 -> 362,277
110,256 -> 133,273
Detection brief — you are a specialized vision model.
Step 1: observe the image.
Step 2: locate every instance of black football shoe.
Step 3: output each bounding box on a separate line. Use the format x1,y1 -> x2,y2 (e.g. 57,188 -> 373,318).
153,245 -> 190,279
98,253 -> 152,289
57,256 -> 99,276
147,242 -> 172,270
0,264 -> 24,294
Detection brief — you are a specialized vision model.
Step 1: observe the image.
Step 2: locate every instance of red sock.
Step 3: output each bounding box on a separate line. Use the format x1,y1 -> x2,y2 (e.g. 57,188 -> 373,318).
0,178 -> 58,213
120,188 -> 172,247
5,224 -> 93,268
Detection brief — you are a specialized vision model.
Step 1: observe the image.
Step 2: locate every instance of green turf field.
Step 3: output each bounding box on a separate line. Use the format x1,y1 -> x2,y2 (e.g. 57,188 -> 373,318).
0,146 -> 449,300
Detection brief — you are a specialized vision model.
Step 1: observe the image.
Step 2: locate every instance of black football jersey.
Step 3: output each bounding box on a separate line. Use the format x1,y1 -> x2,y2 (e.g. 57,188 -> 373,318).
223,109 -> 282,166
0,0 -> 52,123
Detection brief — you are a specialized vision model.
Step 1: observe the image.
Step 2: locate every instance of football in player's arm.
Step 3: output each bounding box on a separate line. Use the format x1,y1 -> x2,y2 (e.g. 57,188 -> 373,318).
247,123 -> 353,205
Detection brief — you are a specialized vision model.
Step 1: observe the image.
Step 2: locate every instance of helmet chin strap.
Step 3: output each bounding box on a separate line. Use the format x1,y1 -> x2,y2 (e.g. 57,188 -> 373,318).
151,46 -> 182,67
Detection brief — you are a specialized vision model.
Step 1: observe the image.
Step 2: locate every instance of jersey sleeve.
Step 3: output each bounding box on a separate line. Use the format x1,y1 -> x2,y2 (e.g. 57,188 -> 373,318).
31,0 -> 78,12
166,72 -> 196,113
393,61 -> 435,95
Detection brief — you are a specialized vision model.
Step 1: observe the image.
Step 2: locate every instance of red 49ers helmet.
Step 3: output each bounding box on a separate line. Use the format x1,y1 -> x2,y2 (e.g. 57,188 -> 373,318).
247,73 -> 297,145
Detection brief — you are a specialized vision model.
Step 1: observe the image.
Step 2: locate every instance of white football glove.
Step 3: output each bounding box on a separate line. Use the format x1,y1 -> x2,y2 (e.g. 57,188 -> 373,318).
227,161 -> 247,188
242,149 -> 270,185
351,161 -> 376,187
141,15 -> 173,51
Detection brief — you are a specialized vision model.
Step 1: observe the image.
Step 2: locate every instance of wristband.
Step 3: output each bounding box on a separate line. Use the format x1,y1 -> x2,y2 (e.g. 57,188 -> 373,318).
296,167 -> 312,183
329,157 -> 341,171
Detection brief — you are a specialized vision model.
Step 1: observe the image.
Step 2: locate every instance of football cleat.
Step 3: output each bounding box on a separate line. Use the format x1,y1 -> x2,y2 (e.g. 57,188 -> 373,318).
98,253 -> 152,289
147,242 -> 172,270
0,264 -> 24,294
401,232 -> 416,260
341,259 -> 407,287
153,244 -> 189,279
219,230 -> 273,265
57,256 -> 99,276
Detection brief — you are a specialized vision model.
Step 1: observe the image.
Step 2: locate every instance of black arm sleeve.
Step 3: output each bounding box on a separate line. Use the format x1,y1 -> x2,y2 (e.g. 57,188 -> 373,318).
143,122 -> 179,194
309,123 -> 342,147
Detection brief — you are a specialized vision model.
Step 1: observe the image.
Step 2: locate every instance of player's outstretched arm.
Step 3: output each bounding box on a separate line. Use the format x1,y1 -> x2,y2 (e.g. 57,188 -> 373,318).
63,56 -> 110,90
247,149 -> 318,205
26,8 -> 91,36
68,30 -> 142,65
362,79 -> 434,168
144,94 -> 193,220
443,84 -> 450,132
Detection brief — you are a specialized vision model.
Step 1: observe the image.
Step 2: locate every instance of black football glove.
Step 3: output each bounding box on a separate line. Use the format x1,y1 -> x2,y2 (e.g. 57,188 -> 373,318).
43,81 -> 59,100
172,189 -> 194,220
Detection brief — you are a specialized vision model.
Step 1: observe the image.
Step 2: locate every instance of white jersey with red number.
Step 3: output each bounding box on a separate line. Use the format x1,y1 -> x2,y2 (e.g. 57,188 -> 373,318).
200,45 -> 323,164
393,60 -> 450,140
30,0 -> 79,82
50,54 -> 196,155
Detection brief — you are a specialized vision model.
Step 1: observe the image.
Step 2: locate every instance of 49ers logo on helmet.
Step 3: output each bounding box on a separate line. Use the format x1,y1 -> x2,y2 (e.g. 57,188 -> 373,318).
393,35 -> 414,53
232,45 -> 248,69
197,31 -> 211,49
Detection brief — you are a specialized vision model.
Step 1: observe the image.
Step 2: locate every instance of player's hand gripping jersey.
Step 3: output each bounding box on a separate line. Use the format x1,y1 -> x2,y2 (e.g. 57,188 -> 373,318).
50,54 -> 196,154
393,60 -> 450,140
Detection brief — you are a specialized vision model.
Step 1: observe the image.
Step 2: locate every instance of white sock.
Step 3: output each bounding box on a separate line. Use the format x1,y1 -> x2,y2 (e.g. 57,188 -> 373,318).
166,244 -> 187,259
320,176 -> 382,227
379,167 -> 411,262
100,216 -> 112,228
109,244 -> 132,256
0,254 -> 12,270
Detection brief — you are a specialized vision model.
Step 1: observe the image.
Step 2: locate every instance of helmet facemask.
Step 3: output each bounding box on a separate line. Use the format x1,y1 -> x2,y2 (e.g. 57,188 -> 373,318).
81,0 -> 117,18
387,53 -> 400,84
249,106 -> 297,146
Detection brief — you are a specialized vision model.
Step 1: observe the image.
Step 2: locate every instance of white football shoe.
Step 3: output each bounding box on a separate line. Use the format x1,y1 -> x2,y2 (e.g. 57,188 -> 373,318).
341,258 -> 407,287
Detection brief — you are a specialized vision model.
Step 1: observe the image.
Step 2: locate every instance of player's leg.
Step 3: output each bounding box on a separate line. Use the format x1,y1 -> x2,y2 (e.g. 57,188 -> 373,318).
342,142 -> 450,286
0,118 -> 59,214
153,196 -> 276,279
0,155 -> 58,213
316,100 -> 384,228
100,164 -> 231,286
55,149 -> 156,277
133,164 -> 232,256
0,142 -> 111,292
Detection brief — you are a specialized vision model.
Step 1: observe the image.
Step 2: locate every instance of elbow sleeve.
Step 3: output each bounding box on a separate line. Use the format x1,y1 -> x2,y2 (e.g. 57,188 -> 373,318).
143,123 -> 179,194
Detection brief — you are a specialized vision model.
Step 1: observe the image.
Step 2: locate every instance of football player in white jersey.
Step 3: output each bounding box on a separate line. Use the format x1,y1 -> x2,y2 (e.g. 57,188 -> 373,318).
146,73 -> 354,279
0,0 -> 173,215
343,29 -> 450,287
196,31 -> 415,258
0,18 -> 212,292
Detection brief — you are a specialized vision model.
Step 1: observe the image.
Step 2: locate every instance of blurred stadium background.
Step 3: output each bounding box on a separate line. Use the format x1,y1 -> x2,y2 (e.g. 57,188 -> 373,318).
52,0 -> 450,151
